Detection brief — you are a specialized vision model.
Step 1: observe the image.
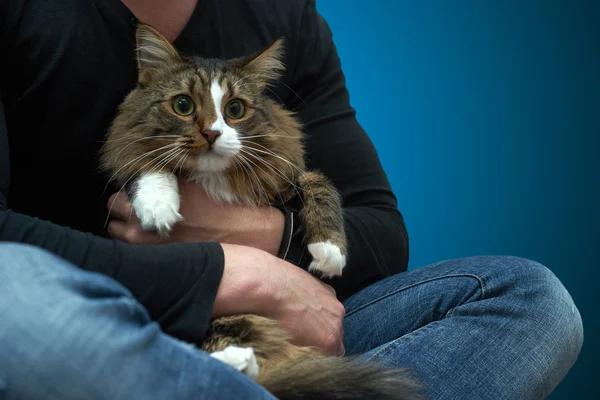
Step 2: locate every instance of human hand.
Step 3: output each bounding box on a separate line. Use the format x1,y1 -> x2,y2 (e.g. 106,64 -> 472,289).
107,178 -> 285,255
215,243 -> 346,356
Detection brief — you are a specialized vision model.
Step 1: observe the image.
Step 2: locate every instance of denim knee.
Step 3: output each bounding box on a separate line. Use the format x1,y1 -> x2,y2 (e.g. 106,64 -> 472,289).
0,242 -> 74,280
0,242 -> 57,282
496,256 -> 584,373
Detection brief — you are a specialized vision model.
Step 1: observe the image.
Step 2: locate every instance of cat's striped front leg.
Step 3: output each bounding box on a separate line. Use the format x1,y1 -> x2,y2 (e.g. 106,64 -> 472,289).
298,171 -> 348,279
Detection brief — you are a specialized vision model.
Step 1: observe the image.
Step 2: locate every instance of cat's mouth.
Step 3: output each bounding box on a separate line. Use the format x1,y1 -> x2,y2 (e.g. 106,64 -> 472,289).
194,150 -> 232,172
191,142 -> 213,155
177,138 -> 212,156
178,130 -> 222,156
174,130 -> 240,172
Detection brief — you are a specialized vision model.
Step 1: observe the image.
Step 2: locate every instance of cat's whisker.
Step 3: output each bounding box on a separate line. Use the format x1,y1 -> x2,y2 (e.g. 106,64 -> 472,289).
173,150 -> 190,176
144,148 -> 187,184
172,153 -> 185,175
239,134 -> 292,139
273,79 -> 306,105
230,155 -> 258,204
224,76 -> 288,107
156,148 -> 185,172
239,147 -> 305,208
237,73 -> 281,85
230,74 -> 306,106
229,156 -> 259,205
106,135 -> 185,173
253,160 -> 285,212
238,147 -> 302,208
243,143 -> 305,175
102,143 -> 182,194
239,147 -> 300,191
235,152 -> 272,206
241,153 -> 304,212
181,153 -> 191,175
230,79 -> 285,106
237,150 -> 277,207
165,149 -> 187,173
244,148 -> 293,208
265,86 -> 285,106
117,145 -> 182,182
153,151 -> 182,176
100,135 -> 181,144
228,73 -> 270,90
222,75 -> 263,99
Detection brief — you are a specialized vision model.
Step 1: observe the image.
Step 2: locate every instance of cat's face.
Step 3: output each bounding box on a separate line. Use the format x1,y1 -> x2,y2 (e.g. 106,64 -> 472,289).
110,24 -> 286,175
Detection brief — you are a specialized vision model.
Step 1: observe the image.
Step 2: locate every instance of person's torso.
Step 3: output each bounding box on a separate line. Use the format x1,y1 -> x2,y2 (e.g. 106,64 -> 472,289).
1,0 -> 304,235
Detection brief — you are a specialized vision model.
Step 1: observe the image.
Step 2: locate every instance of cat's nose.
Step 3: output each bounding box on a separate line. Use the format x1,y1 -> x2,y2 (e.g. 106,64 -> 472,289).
201,130 -> 221,144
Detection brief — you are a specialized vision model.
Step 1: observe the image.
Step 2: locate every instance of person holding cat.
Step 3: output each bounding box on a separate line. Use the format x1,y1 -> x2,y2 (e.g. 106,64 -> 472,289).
0,0 -> 583,399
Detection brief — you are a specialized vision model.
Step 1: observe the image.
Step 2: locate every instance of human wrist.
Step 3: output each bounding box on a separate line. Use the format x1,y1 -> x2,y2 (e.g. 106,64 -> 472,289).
224,206 -> 285,256
212,243 -> 273,318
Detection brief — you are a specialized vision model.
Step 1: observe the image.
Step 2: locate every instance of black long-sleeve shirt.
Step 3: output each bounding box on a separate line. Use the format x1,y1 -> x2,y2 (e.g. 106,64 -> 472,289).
0,0 -> 408,345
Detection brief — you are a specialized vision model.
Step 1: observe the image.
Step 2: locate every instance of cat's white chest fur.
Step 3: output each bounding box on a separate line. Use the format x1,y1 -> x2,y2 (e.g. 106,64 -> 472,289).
191,171 -> 237,204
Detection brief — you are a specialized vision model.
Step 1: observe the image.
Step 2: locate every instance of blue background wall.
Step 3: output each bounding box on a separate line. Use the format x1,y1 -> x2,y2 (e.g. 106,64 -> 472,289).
316,1 -> 599,398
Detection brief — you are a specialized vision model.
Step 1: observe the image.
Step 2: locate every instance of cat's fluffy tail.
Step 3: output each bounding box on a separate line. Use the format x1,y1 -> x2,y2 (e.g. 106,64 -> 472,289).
256,354 -> 426,400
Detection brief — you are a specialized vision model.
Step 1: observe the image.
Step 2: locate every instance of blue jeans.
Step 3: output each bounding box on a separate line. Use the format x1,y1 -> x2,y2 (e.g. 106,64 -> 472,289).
0,243 -> 583,399
343,256 -> 583,399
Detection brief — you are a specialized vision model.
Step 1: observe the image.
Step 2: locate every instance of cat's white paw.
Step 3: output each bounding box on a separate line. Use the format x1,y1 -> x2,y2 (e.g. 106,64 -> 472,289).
210,345 -> 259,378
131,172 -> 182,237
134,198 -> 183,237
308,241 -> 346,278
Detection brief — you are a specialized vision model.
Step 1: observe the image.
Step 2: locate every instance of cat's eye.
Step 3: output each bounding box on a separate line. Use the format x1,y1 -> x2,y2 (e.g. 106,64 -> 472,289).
172,95 -> 195,116
225,99 -> 246,119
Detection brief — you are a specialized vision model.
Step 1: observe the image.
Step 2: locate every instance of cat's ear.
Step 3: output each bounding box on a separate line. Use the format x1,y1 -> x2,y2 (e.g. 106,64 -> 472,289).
238,39 -> 286,85
135,24 -> 181,84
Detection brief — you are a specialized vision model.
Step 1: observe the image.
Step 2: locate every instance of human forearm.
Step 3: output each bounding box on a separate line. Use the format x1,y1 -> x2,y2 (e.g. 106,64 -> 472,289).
194,204 -> 285,257
0,208 -> 225,344
175,179 -> 286,256
212,243 -> 346,355
211,243 -> 272,318
106,182 -> 286,256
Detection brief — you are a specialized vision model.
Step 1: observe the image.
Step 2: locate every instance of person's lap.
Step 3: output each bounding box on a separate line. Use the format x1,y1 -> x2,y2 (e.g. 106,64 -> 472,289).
342,255 -> 583,400
0,243 -> 276,400
0,243 -> 583,399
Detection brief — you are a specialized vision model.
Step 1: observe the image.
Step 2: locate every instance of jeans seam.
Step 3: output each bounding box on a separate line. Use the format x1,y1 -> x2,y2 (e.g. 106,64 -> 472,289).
445,274 -> 487,318
368,320 -> 441,362
346,274 -> 487,318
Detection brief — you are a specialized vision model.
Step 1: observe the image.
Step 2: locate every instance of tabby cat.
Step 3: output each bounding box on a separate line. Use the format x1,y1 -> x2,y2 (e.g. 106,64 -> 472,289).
99,24 -> 425,400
